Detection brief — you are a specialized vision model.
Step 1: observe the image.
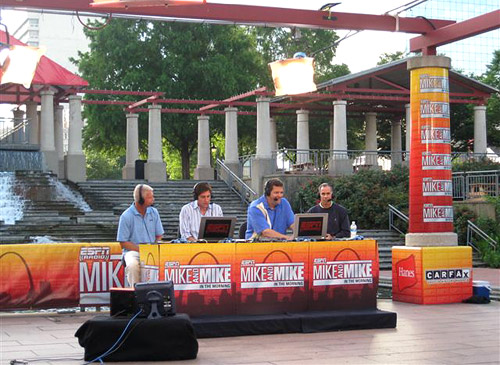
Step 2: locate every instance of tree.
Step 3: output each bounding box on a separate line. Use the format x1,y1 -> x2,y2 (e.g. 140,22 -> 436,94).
75,20 -> 266,178
480,49 -> 500,149
377,51 -> 405,66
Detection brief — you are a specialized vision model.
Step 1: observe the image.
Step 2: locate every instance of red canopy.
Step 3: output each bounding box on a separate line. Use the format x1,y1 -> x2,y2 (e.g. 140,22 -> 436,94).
0,30 -> 88,104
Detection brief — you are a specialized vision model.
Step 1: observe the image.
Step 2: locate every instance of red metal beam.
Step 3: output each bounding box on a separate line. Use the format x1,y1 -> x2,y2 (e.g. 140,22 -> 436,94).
2,1 -> 455,33
410,10 -> 500,54
200,87 -> 266,111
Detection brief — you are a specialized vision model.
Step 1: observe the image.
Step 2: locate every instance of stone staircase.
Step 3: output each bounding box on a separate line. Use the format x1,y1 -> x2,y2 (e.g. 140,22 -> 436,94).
76,179 -> 249,240
358,229 -> 405,270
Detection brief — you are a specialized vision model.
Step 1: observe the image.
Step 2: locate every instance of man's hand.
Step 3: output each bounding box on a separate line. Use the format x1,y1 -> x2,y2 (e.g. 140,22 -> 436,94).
325,233 -> 334,240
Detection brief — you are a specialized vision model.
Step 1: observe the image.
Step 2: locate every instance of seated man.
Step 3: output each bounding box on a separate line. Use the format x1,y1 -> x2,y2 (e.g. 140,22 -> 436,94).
117,184 -> 164,287
245,178 -> 294,240
307,183 -> 350,239
179,182 -> 223,241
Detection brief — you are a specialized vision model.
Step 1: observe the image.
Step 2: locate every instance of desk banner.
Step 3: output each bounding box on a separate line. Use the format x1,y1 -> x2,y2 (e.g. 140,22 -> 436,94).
0,242 -> 124,310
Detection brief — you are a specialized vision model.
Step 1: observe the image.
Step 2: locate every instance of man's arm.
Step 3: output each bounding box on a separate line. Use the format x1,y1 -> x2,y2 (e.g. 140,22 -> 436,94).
260,228 -> 290,240
336,206 -> 351,238
120,241 -> 139,251
179,205 -> 196,241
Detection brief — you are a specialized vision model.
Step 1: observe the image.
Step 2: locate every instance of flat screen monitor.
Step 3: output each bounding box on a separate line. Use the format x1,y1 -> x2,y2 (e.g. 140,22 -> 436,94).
292,213 -> 328,239
198,216 -> 237,242
134,281 -> 176,319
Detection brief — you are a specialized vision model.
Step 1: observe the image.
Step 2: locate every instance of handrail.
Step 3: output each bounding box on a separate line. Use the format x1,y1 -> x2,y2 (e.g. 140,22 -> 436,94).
466,220 -> 498,253
215,158 -> 257,205
0,120 -> 29,141
388,204 -> 408,235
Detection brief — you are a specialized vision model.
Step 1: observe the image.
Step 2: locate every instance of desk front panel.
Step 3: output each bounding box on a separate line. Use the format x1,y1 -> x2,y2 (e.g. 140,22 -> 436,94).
150,240 -> 379,317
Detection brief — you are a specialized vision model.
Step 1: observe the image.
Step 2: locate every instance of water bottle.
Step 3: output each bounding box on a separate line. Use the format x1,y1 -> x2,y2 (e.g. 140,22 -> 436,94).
350,221 -> 357,239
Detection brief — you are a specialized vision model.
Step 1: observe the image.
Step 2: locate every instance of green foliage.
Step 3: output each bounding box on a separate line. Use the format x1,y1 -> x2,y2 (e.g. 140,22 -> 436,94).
85,149 -> 124,180
475,217 -> 500,268
293,165 -> 409,229
485,196 -> 500,221
377,51 -> 405,65
453,205 -> 476,244
452,157 -> 500,172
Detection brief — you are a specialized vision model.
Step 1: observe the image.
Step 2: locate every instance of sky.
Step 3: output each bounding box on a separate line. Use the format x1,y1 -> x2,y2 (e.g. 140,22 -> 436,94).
0,0 -> 416,73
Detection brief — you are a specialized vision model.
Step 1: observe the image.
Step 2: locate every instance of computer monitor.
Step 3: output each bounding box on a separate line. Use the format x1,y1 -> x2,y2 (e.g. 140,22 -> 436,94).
198,216 -> 237,242
292,213 -> 328,239
134,281 -> 176,319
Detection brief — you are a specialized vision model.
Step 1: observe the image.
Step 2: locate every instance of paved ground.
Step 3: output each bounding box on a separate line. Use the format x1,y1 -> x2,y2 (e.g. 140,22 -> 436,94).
1,298 -> 499,365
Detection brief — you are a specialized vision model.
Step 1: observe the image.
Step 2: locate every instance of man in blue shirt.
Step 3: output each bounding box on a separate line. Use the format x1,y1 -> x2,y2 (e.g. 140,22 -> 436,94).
245,178 -> 294,240
117,184 -> 164,287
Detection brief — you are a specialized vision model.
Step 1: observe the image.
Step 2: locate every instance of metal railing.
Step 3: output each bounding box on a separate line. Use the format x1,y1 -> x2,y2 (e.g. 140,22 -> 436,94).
388,204 -> 408,235
466,220 -> 498,254
239,154 -> 254,179
215,158 -> 257,205
0,118 -> 30,144
452,170 -> 500,200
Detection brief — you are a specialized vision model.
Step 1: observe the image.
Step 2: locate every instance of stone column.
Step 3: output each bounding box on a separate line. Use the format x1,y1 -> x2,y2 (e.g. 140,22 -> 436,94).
144,104 -> 166,182
473,105 -> 487,155
364,112 -> 378,168
54,105 -> 65,178
252,97 -> 276,194
122,113 -> 139,180
65,95 -> 86,182
224,107 -> 239,176
296,109 -> 310,165
13,109 -> 25,144
40,89 -> 58,173
391,119 -> 402,167
329,100 -> 351,176
405,103 -> 411,164
194,114 -> 213,180
270,117 -> 277,152
26,101 -> 39,145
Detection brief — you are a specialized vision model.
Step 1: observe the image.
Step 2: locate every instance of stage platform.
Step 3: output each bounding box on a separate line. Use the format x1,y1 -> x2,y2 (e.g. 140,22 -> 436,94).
192,309 -> 397,338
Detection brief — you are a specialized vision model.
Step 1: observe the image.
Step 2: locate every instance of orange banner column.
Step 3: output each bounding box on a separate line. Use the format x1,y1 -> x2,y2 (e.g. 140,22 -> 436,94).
406,56 -> 457,246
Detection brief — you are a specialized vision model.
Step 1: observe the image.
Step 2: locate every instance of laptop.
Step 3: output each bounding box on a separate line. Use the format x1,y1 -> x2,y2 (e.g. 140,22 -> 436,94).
291,213 -> 328,240
198,216 -> 237,242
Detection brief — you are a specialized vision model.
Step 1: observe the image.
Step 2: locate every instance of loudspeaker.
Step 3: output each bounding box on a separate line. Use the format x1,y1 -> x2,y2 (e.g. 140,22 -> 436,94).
138,184 -> 144,205
110,287 -> 138,317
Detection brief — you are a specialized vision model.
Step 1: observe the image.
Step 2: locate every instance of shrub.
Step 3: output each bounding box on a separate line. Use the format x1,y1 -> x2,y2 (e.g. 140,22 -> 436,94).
452,157 -> 500,172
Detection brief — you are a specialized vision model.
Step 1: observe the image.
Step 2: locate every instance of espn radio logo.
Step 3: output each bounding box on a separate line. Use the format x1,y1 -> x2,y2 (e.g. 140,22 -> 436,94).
422,178 -> 452,196
80,246 -> 110,261
422,152 -> 451,170
425,268 -> 471,284
423,204 -> 453,223
420,100 -> 450,119
164,262 -> 231,290
420,125 -> 451,144
240,260 -> 305,289
419,74 -> 449,93
313,259 -> 373,286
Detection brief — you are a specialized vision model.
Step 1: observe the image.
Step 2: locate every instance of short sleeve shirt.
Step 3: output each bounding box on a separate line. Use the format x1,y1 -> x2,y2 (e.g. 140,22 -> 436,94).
117,203 -> 164,245
245,195 -> 294,239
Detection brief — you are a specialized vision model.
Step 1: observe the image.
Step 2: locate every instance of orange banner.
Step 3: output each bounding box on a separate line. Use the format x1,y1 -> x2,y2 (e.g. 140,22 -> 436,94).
0,242 -> 124,310
409,67 -> 453,233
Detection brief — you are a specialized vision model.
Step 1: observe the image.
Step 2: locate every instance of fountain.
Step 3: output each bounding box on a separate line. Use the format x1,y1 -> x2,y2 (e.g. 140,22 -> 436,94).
49,176 -> 92,212
0,172 -> 25,225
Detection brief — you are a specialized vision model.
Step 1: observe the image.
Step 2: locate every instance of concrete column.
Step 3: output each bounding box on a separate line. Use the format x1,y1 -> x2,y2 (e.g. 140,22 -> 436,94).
194,114 -> 213,180
40,89 -> 58,173
329,100 -> 351,176
405,103 -> 411,164
122,113 -> 139,180
224,107 -> 240,176
144,104 -> 166,182
270,117 -> 277,152
54,105 -> 65,178
364,112 -> 378,167
391,119 -> 402,167
26,101 -> 39,145
296,109 -> 310,165
252,97 -> 276,195
473,105 -> 487,155
329,118 -> 334,153
65,95 -> 86,182
13,109 -> 25,143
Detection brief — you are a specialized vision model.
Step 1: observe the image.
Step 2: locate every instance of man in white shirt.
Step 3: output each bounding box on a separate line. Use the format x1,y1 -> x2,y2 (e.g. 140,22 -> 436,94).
179,182 -> 223,241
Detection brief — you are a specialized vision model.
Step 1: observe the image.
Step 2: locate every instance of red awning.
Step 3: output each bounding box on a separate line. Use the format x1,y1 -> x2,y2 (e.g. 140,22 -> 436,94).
0,30 -> 88,104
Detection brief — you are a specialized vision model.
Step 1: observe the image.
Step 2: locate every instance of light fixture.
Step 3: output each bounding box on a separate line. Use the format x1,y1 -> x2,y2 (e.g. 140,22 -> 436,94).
0,23 -> 45,89
269,53 -> 317,96
90,0 -> 206,8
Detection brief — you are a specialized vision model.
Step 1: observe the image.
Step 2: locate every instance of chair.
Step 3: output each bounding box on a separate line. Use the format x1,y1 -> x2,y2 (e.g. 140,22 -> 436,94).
238,221 -> 247,239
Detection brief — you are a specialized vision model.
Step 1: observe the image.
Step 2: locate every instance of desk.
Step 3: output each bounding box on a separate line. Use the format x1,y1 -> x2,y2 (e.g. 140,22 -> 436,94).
75,313 -> 198,361
140,239 -> 379,317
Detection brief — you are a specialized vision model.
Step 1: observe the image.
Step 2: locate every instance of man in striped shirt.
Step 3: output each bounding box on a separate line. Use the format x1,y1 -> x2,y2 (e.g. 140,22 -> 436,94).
179,182 -> 223,241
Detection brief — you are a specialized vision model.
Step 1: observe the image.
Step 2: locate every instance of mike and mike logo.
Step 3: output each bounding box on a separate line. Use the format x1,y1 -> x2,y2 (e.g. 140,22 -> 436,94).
419,74 -> 449,93
240,260 -> 305,289
420,125 -> 451,144
164,261 -> 231,290
313,259 -> 373,286
422,178 -> 453,196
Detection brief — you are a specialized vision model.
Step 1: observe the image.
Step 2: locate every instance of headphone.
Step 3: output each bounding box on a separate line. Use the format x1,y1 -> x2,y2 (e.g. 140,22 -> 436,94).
138,184 -> 145,205
264,178 -> 283,197
193,182 -> 213,201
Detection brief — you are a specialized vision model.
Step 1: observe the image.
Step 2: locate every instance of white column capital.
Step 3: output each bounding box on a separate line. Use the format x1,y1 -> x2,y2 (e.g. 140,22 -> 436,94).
224,106 -> 238,113
148,103 -> 162,110
40,89 -> 55,97
126,113 -> 139,119
365,112 -> 377,117
197,114 -> 210,122
333,100 -> 347,106
256,96 -> 271,103
68,94 -> 82,102
296,109 -> 310,116
473,105 -> 487,111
